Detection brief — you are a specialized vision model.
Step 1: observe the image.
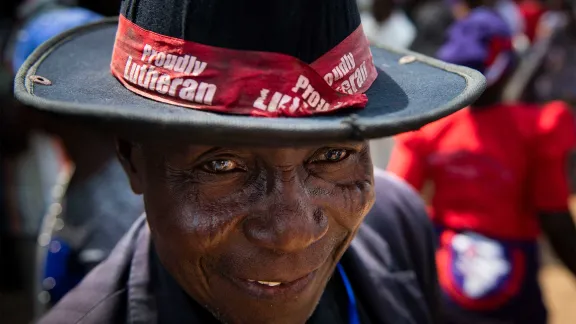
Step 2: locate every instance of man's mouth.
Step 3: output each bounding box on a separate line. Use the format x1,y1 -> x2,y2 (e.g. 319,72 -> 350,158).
227,270 -> 319,299
247,280 -> 282,287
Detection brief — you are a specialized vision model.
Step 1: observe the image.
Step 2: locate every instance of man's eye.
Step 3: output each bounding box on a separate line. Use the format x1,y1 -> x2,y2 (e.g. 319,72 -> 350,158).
313,149 -> 350,163
202,159 -> 239,173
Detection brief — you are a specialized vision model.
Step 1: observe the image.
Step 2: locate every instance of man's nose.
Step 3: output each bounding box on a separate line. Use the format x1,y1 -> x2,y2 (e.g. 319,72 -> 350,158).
243,175 -> 328,253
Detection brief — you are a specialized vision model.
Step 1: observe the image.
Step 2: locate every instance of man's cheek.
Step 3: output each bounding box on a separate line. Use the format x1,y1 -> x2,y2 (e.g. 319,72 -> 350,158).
144,191 -> 196,247
165,204 -> 241,252
358,181 -> 375,215
328,181 -> 374,227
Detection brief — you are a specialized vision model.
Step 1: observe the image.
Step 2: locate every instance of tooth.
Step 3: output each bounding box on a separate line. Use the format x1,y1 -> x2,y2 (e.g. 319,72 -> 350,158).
257,281 -> 282,287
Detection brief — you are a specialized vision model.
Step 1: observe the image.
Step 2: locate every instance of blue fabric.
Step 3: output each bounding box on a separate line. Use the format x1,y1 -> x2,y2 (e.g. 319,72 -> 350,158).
12,7 -> 102,72
42,238 -> 84,303
337,263 -> 361,324
437,7 -> 512,73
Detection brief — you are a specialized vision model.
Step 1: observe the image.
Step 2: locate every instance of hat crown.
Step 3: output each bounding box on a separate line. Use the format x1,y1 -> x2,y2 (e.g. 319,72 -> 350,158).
121,0 -> 362,63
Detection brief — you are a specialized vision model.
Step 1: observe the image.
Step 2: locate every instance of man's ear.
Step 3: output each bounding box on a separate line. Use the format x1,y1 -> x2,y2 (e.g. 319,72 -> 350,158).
116,138 -> 145,195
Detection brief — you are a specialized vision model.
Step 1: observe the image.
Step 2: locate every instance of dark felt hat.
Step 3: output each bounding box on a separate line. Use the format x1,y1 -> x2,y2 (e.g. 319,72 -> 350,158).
14,0 -> 486,146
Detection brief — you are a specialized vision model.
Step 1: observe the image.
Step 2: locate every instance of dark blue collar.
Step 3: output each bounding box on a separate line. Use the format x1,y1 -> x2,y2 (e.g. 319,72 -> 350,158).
338,263 -> 361,324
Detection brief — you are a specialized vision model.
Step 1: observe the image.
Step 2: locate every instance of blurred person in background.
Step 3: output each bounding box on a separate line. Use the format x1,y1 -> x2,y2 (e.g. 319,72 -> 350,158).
0,0 -> 23,291
76,0 -> 124,16
388,7 -> 576,324
530,0 -> 576,106
2,0 -> 100,296
449,0 -> 526,39
517,0 -> 548,43
536,0 -> 572,38
496,0 -> 526,38
502,0 -> 576,105
409,0 -> 455,56
357,0 -> 418,169
358,0 -> 417,49
2,0 -> 144,319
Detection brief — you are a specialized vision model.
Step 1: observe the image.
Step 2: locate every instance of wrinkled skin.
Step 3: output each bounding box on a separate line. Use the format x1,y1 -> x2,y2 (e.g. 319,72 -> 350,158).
118,140 -> 375,324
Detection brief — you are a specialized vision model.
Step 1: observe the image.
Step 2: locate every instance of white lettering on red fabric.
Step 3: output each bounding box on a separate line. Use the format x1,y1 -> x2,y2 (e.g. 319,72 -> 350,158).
252,88 -> 305,113
123,44 -> 216,105
290,75 -> 330,112
253,74 -> 332,114
323,53 -> 355,86
323,53 -> 370,95
112,16 -> 375,116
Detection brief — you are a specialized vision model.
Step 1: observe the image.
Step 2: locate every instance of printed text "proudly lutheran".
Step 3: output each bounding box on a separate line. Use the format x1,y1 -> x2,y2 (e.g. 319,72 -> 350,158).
123,44 -> 217,105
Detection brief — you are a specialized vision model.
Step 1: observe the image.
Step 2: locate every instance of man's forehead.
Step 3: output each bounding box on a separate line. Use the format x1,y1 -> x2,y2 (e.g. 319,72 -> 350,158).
141,140 -> 367,151
137,140 -> 368,159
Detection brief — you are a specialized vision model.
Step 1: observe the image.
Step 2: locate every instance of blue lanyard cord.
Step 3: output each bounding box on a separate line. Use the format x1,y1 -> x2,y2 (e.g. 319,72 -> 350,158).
337,263 -> 360,324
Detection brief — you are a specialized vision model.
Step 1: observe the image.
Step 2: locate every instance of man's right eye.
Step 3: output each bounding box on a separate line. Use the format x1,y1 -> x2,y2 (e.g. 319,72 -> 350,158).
201,159 -> 240,173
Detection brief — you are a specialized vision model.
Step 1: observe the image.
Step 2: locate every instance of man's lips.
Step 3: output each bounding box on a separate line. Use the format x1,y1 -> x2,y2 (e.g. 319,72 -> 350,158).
226,269 -> 319,299
246,279 -> 283,287
220,241 -> 338,300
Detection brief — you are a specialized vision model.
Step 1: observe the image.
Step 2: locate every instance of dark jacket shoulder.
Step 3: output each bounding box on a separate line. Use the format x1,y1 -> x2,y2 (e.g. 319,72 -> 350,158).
345,169 -> 440,323
36,218 -> 147,324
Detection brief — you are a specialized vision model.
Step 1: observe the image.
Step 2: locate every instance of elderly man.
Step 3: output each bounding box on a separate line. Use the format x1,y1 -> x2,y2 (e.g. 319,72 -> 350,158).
15,0 -> 485,323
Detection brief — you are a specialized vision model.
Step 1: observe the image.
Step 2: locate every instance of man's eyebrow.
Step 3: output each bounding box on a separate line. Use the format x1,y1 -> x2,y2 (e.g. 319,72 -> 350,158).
197,146 -> 226,157
193,146 -> 250,160
158,146 -> 226,168
321,142 -> 366,150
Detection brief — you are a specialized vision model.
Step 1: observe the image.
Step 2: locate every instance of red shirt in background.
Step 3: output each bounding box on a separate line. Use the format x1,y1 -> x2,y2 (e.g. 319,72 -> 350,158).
388,101 -> 576,240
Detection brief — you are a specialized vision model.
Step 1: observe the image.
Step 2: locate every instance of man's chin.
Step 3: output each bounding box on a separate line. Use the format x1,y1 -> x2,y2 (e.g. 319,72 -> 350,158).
209,299 -> 323,324
206,266 -> 334,324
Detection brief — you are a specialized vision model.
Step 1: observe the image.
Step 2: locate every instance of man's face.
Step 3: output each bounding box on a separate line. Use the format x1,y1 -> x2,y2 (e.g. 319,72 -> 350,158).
121,141 -> 375,324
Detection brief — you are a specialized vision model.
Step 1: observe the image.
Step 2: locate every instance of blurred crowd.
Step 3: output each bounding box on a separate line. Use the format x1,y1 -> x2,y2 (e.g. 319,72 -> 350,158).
1,0 -> 576,323
1,0 -> 144,321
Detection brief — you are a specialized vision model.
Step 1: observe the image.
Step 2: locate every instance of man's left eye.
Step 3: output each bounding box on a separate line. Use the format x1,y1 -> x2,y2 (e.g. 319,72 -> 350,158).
313,148 -> 350,163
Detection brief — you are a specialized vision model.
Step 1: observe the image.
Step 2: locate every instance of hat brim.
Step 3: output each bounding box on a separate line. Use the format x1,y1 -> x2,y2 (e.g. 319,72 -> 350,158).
15,18 -> 486,146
